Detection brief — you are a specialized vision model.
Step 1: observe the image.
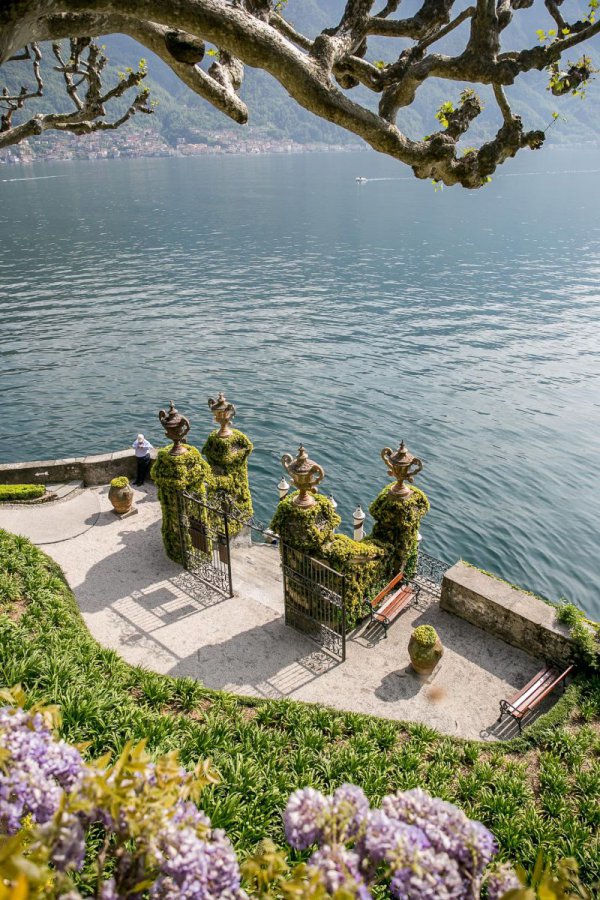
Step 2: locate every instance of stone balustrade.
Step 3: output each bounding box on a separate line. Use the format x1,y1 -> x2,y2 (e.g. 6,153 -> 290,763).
0,449 -> 157,487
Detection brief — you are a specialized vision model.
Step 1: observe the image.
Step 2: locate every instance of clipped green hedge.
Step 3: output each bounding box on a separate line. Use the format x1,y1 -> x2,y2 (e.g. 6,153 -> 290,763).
270,492 -> 340,554
0,527 -> 599,891
203,429 -> 253,537
370,483 -> 430,578
0,483 -> 46,502
151,445 -> 213,563
321,533 -> 386,629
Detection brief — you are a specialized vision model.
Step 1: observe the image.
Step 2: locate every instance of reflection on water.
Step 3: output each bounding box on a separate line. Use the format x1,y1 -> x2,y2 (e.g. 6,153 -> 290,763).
0,148 -> 598,617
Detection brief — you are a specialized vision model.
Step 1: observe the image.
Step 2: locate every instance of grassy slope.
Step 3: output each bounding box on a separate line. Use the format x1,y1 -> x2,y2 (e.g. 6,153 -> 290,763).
0,528 -> 598,889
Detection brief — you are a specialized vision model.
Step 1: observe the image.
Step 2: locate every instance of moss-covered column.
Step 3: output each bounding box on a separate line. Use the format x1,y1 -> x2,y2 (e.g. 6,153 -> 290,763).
370,483 -> 429,579
202,429 -> 253,535
151,445 -> 212,563
270,491 -> 340,555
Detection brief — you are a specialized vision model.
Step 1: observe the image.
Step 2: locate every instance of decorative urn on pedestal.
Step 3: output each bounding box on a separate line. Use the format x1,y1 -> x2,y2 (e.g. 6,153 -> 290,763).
158,401 -> 190,456
208,392 -> 236,438
108,476 -> 134,516
381,441 -> 423,498
280,445 -> 325,508
408,625 -> 443,676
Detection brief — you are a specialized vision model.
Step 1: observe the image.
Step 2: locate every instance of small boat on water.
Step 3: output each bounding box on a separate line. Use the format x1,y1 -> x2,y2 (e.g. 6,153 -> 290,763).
355,176 -> 367,183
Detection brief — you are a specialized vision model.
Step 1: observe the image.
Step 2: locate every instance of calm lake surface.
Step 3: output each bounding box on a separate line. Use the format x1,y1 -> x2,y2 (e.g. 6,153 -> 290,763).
0,148 -> 599,617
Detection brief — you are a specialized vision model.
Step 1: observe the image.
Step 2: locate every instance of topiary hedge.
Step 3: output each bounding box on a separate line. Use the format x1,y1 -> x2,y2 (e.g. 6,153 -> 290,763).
270,492 -> 340,555
320,533 -> 387,629
203,429 -> 253,538
0,484 -> 46,502
151,446 -> 213,563
370,484 -> 430,579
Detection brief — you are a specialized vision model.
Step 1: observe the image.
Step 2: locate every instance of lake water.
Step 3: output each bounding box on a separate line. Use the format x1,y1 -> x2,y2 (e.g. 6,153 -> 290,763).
0,148 -> 598,617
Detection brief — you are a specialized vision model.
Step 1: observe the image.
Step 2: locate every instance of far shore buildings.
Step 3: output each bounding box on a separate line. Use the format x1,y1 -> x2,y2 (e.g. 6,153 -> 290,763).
0,126 -> 364,166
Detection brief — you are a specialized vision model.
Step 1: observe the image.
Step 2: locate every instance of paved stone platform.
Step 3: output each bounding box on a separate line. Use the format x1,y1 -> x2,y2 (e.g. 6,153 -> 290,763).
0,485 -> 546,740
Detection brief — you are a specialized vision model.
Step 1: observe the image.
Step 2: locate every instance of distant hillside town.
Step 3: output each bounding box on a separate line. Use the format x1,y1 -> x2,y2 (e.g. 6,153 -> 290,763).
0,127 -> 366,165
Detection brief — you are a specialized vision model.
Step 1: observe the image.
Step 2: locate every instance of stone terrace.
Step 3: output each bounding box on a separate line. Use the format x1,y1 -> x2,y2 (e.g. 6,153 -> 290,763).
0,485 -> 549,741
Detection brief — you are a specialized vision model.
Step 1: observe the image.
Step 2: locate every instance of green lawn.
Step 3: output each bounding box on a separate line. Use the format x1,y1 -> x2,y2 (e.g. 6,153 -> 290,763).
0,528 -> 598,891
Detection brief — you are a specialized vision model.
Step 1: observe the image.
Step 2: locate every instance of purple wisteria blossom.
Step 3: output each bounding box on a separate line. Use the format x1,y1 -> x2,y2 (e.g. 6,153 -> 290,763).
486,863 -> 522,900
381,788 -> 497,879
0,707 -> 85,834
389,846 -> 467,900
327,784 -> 370,843
284,786 -> 330,850
309,845 -> 372,900
151,810 -> 245,900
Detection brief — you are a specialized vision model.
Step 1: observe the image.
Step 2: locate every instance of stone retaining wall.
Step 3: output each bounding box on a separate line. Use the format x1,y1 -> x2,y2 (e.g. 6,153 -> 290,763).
440,561 -> 575,665
0,449 -> 158,487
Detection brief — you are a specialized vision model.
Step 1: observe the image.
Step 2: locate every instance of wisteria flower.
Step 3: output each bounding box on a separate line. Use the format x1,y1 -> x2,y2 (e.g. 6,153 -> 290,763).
485,863 -> 521,900
309,844 -> 372,899
284,786 -> 329,850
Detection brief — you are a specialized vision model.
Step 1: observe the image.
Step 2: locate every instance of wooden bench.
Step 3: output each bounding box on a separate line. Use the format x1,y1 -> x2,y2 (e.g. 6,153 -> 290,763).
499,663 -> 574,732
363,571 -> 420,636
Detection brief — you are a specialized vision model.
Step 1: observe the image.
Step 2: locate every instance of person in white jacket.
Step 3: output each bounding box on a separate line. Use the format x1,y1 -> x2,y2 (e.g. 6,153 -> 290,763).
132,433 -> 153,486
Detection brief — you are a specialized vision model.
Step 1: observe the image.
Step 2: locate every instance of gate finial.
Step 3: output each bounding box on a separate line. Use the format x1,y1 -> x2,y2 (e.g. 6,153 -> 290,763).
381,440 -> 423,498
208,391 -> 236,438
158,401 -> 190,456
281,444 -> 325,508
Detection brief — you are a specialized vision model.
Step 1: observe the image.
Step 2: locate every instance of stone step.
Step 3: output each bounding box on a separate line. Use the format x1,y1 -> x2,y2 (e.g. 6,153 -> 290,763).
46,480 -> 83,500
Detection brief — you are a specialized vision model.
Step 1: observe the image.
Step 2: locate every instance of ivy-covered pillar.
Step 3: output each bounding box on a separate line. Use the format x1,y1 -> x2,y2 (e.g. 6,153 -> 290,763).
370,441 -> 430,579
151,401 -> 212,564
270,444 -> 339,552
202,392 -> 253,536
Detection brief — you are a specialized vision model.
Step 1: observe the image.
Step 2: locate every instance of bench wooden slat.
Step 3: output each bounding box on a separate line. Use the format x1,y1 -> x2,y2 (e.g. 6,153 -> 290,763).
364,572 -> 418,635
499,664 -> 574,730
374,586 -> 414,624
367,570 -> 405,609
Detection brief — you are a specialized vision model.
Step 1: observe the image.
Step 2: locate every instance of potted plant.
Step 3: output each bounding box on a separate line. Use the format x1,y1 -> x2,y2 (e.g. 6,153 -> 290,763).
408,624 -> 443,675
108,476 -> 134,515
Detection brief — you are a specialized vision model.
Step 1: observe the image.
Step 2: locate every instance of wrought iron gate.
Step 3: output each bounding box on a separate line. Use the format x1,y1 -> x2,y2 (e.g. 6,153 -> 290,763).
281,543 -> 347,662
177,490 -> 233,597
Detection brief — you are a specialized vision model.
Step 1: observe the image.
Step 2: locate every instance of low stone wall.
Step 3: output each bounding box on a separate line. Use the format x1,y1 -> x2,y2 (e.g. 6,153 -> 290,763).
441,561 -> 575,665
0,449 -> 158,487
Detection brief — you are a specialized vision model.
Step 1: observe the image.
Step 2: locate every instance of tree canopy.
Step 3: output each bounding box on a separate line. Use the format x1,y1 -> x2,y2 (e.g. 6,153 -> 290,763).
1,0 -> 598,187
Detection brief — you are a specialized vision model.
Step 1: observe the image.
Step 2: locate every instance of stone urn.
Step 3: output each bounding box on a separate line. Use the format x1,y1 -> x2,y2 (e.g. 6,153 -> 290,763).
408,625 -> 443,675
108,476 -> 134,515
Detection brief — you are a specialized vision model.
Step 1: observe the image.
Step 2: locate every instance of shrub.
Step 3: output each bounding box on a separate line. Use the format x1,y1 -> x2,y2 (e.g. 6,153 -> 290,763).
411,624 -> 439,648
556,602 -> 599,671
0,483 -> 46,502
109,476 -> 129,489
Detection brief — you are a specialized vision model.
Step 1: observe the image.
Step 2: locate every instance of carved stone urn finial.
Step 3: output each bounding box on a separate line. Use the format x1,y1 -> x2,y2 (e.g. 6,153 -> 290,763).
281,444 -> 325,508
208,392 -> 236,438
158,400 -> 190,456
381,440 -> 423,498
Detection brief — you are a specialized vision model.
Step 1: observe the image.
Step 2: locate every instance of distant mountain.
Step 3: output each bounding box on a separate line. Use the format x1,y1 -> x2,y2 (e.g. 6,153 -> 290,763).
1,0 -> 598,151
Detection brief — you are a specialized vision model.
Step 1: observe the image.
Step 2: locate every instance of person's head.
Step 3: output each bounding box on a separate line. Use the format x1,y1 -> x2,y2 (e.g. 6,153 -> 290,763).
137,433 -> 144,443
